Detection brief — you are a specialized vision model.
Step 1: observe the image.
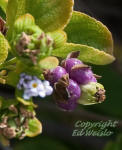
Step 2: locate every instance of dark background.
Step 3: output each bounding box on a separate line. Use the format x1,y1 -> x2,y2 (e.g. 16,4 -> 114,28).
0,0 -> 122,150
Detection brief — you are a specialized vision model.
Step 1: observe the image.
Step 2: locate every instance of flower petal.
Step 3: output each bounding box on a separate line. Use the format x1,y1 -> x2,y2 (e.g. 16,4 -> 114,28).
45,86 -> 53,96
43,81 -> 50,86
39,91 -> 46,98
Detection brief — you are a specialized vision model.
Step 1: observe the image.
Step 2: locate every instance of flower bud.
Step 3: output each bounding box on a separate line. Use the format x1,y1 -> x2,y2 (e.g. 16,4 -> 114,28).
3,127 -> 16,139
14,30 -> 54,65
78,82 -> 106,105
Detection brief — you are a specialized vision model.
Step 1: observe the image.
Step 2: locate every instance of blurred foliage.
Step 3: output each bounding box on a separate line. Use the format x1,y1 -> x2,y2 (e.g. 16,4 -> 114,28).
14,136 -> 70,150
104,134 -> 122,150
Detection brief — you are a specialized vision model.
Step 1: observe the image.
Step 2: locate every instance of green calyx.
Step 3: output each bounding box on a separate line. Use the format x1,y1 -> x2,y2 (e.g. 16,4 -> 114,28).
78,82 -> 106,105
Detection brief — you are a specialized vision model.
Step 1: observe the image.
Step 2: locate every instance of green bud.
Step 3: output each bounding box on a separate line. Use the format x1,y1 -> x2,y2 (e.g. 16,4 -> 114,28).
14,30 -> 54,65
78,82 -> 106,105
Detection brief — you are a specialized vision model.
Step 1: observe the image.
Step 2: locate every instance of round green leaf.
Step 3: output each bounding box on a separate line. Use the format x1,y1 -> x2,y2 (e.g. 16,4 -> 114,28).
65,11 -> 114,55
52,43 -> 115,65
39,56 -> 59,69
14,14 -> 35,34
0,32 -> 8,64
9,13 -> 42,41
0,97 -> 18,110
6,0 -> 74,34
25,117 -> 42,137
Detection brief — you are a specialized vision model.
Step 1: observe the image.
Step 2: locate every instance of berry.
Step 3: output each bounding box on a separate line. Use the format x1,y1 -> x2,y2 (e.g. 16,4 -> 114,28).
78,82 -> 106,105
46,66 -> 67,85
62,58 -> 83,73
55,78 -> 81,111
70,67 -> 97,85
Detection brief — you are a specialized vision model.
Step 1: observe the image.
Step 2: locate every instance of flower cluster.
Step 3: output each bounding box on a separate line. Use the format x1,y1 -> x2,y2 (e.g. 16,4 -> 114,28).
17,73 -> 53,100
0,0 -> 115,142
15,31 -> 53,65
44,52 -> 106,111
0,103 -> 36,140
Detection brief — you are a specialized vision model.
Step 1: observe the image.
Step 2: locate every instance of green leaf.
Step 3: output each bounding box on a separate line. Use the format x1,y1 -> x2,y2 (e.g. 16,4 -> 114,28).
0,0 -> 8,13
13,14 -> 42,36
25,117 -> 42,137
52,43 -> 115,65
6,71 -> 20,87
17,96 -> 37,108
16,89 -> 37,108
7,13 -> 42,40
6,0 -> 18,39
39,56 -> 59,69
0,96 -> 18,110
15,61 -> 43,78
0,32 -> 8,64
6,0 -> 74,36
47,30 -> 67,49
14,14 -> 35,34
65,11 -> 113,55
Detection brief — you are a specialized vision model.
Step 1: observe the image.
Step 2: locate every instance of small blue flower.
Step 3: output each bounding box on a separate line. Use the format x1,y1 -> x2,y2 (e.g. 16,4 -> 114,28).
20,73 -> 26,78
25,75 -> 32,80
17,83 -> 22,90
17,73 -> 53,100
17,73 -> 32,89
23,89 -> 33,100
43,81 -> 53,96
27,79 -> 45,97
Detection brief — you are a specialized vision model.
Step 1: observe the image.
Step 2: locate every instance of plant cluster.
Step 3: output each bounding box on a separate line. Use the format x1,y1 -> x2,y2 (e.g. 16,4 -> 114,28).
0,0 -> 115,143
